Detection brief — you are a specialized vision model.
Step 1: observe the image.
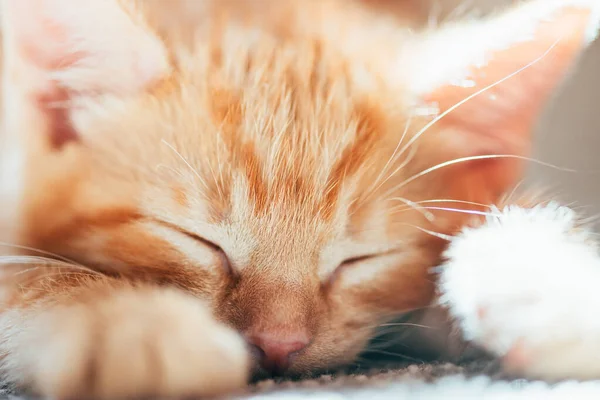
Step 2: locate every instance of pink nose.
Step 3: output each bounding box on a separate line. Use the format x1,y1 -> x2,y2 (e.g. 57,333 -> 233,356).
247,331 -> 310,374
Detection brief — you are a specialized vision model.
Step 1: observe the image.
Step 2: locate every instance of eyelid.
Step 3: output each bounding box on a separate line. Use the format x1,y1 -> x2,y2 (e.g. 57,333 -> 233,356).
325,249 -> 401,288
340,253 -> 380,266
323,253 -> 380,289
341,246 -> 403,267
152,219 -> 235,277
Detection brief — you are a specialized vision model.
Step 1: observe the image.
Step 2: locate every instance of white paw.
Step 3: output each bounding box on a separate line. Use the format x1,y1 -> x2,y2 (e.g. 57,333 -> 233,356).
438,202 -> 600,380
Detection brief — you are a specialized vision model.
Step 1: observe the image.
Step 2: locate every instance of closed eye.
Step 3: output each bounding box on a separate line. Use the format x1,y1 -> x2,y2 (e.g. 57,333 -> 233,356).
152,219 -> 235,277
325,253 -> 383,289
338,254 -> 379,268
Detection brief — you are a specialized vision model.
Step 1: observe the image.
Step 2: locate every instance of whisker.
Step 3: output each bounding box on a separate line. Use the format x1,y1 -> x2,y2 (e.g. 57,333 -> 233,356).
388,198 -> 491,213
414,199 -> 491,208
360,349 -> 423,363
400,223 -> 453,241
578,214 -> 600,226
8,264 -> 94,277
14,270 -> 96,280
0,257 -> 102,276
365,336 -> 415,351
368,333 -> 412,345
214,140 -> 231,203
8,266 -> 42,276
359,146 -> 417,207
378,322 -> 437,330
391,197 -> 435,222
214,119 -> 231,193
15,271 -> 100,288
391,38 -> 562,170
384,154 -> 578,200
155,164 -> 185,179
0,242 -> 88,269
0,256 -> 69,265
370,114 -> 413,195
503,179 -> 526,204
374,39 -> 565,199
410,206 -> 499,218
161,140 -> 210,192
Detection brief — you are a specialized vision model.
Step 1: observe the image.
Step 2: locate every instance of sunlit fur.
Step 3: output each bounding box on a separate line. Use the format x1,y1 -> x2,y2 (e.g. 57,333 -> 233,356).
0,0 -> 595,398
18,0 -> 452,372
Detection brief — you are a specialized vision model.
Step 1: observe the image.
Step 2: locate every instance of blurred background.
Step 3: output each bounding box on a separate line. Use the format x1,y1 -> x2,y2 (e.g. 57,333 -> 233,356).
418,0 -> 600,224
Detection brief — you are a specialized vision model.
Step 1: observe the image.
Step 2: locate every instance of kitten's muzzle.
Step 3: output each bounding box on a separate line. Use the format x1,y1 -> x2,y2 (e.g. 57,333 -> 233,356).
246,330 -> 310,375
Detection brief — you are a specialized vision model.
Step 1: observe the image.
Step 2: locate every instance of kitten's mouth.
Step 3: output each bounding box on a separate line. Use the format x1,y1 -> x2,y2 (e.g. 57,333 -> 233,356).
248,349 -> 349,383
249,363 -> 300,382
247,349 -> 330,382
249,366 -> 335,383
248,351 -> 300,381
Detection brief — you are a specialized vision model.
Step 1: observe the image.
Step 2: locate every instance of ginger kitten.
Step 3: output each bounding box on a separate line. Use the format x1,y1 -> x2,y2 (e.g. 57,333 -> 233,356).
0,0 -> 597,398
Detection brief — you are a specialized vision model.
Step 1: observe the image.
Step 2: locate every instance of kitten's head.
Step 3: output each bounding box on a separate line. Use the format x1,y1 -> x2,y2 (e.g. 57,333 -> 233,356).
2,0 -> 597,376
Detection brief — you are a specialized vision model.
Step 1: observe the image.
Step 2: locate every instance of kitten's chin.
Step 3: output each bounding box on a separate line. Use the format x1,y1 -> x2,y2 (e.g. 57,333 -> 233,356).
248,361 -> 311,382
249,366 -> 341,383
249,354 -> 358,382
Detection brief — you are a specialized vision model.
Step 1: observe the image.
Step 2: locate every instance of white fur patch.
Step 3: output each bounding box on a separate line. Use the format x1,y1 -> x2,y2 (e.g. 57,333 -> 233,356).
0,85 -> 25,246
0,135 -> 23,237
439,203 -> 600,380
242,376 -> 600,399
404,0 -> 600,97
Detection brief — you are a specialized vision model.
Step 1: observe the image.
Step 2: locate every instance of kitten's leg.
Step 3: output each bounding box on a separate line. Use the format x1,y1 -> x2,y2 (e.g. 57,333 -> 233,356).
0,273 -> 248,398
438,202 -> 600,380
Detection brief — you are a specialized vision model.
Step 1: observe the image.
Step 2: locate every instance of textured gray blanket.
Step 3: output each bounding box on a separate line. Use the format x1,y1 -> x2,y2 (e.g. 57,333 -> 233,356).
5,361 -> 600,399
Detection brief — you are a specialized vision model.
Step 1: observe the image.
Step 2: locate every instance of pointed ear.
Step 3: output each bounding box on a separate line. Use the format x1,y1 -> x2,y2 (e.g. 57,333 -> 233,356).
2,0 -> 170,95
402,0 -> 599,159
393,0 -> 600,205
1,0 -> 171,147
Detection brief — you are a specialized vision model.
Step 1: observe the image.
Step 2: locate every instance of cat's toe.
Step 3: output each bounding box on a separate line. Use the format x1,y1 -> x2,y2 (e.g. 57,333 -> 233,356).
25,289 -> 249,399
439,202 -> 600,380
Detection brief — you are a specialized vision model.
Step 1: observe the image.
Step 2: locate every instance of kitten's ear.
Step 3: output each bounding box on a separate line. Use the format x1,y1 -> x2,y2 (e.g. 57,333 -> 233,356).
402,0 -> 599,159
2,0 -> 170,95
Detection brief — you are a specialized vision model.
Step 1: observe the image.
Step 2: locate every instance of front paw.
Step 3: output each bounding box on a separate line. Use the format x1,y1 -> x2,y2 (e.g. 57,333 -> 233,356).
17,288 -> 249,399
439,203 -> 600,380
